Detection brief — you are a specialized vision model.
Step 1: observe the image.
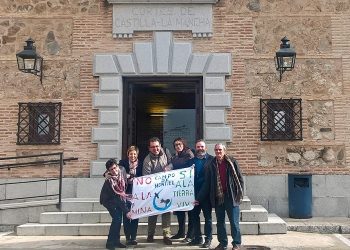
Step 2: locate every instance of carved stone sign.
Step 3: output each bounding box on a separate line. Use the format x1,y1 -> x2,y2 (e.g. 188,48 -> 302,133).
112,4 -> 213,38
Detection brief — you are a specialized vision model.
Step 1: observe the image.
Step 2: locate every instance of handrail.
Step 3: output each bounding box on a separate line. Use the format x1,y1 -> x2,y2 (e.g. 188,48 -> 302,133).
0,152 -> 78,210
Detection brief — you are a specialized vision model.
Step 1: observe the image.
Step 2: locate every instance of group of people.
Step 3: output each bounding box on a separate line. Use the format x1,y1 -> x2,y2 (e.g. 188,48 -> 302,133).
100,137 -> 244,250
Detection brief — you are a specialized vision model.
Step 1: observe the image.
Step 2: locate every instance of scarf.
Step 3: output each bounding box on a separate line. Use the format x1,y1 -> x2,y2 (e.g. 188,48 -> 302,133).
128,160 -> 138,176
215,156 -> 244,205
215,159 -> 225,205
106,172 -> 126,200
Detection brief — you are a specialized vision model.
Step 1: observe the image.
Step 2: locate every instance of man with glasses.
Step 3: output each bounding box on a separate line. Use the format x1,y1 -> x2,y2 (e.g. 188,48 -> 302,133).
197,143 -> 244,250
142,137 -> 173,245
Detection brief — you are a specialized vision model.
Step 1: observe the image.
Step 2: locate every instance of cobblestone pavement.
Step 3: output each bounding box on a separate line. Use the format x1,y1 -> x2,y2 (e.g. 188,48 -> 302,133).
0,232 -> 350,250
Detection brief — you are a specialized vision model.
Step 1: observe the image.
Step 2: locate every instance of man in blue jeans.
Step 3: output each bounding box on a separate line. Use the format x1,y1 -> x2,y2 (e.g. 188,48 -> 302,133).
188,139 -> 214,248
196,143 -> 244,250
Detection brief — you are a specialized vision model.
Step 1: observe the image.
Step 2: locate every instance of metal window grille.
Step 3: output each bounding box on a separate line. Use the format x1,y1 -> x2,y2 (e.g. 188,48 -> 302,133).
17,102 -> 62,145
260,99 -> 302,141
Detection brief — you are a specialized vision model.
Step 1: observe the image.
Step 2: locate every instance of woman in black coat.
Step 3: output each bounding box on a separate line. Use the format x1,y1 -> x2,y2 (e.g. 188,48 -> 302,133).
118,145 -> 143,246
170,137 -> 194,240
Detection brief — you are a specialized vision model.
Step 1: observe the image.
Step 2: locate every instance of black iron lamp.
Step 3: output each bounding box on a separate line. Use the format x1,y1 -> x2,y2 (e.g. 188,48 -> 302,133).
275,36 -> 296,82
16,38 -> 43,84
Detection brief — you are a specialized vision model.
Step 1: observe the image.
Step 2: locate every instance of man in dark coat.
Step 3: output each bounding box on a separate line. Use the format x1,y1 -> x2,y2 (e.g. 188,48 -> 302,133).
197,143 -> 244,250
187,139 -> 214,248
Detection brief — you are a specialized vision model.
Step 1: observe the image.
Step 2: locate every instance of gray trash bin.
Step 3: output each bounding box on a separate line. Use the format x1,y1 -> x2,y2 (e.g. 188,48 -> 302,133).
288,174 -> 312,218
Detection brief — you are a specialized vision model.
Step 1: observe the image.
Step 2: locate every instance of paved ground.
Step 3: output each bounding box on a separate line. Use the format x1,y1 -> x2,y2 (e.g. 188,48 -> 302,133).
0,232 -> 350,250
1,217 -> 350,249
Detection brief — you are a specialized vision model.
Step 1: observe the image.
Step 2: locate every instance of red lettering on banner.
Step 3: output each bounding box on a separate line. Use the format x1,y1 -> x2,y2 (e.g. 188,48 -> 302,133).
136,176 -> 152,185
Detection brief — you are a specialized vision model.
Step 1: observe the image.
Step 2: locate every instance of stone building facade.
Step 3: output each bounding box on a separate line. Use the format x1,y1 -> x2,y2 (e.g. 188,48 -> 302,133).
0,0 -> 350,217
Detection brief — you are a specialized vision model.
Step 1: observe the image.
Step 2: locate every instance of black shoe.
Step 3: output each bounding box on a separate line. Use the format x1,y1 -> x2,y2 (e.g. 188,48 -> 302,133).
182,237 -> 192,243
187,238 -> 204,246
105,244 -> 115,250
214,243 -> 227,250
115,242 -> 126,248
171,233 -> 185,239
202,239 -> 211,248
163,237 -> 173,245
127,240 -> 138,245
147,235 -> 154,243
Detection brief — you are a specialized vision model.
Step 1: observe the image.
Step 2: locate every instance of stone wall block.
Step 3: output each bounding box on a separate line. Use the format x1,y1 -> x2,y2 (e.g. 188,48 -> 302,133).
205,126 -> 232,141
99,76 -> 121,91
134,42 -> 154,74
90,161 -> 107,177
94,55 -> 119,75
92,128 -> 119,142
204,76 -> 225,90
155,32 -> 171,73
205,110 -> 225,124
204,93 -> 231,107
99,110 -> 119,125
93,93 -> 119,108
189,54 -> 209,74
313,197 -> 349,216
253,16 -> 332,55
206,53 -> 231,74
6,181 -> 46,200
172,43 -> 192,74
116,54 -> 136,74
98,144 -> 119,159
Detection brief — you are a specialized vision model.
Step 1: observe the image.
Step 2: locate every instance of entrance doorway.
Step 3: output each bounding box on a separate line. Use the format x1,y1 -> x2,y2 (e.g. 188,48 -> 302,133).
123,77 -> 203,161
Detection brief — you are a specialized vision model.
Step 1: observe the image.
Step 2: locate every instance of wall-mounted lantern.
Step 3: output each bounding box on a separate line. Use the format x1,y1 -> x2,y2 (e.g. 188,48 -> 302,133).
275,36 -> 296,82
16,38 -> 43,84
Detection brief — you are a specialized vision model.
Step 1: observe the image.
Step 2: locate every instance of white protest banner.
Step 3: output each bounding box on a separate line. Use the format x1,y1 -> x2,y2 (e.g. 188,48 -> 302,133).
130,166 -> 194,219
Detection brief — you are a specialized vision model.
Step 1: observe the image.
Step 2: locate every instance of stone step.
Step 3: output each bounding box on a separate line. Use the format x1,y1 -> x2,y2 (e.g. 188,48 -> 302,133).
40,205 -> 267,224
18,214 -> 286,236
59,197 -> 252,212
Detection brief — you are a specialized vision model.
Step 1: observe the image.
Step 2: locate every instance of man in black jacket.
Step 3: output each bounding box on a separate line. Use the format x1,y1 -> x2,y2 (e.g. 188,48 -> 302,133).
100,159 -> 132,250
196,143 -> 244,250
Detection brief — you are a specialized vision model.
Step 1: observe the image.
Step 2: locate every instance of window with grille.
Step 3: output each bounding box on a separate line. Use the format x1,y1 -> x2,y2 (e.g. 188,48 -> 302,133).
260,99 -> 302,141
17,102 -> 62,145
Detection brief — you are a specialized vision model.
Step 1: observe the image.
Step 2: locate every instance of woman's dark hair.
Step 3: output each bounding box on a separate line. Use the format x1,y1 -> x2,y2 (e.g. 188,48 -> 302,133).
105,158 -> 118,170
173,137 -> 187,149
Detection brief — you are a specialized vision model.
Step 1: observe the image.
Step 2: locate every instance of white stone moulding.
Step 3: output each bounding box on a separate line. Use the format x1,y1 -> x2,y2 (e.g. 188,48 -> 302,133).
92,31 -> 232,176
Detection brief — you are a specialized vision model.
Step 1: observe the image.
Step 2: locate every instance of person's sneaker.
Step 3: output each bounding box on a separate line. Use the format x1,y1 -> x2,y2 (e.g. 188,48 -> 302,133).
182,237 -> 192,243
214,243 -> 227,250
163,237 -> 173,245
232,244 -> 241,250
146,235 -> 154,243
201,239 -> 211,248
115,242 -> 126,248
170,233 -> 185,239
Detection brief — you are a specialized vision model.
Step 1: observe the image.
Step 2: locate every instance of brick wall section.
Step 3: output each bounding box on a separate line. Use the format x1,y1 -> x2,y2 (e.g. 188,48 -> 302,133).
1,0 -> 350,177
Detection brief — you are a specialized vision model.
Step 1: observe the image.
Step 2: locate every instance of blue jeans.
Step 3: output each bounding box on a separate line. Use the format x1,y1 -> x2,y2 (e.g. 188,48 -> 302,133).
190,201 -> 212,241
106,206 -> 123,247
215,194 -> 241,247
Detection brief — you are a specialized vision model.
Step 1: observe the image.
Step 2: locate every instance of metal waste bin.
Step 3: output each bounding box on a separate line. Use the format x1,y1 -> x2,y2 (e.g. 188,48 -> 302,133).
288,174 -> 312,218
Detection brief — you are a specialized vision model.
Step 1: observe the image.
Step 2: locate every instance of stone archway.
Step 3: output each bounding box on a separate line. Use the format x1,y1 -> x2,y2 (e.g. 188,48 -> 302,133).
91,31 -> 232,176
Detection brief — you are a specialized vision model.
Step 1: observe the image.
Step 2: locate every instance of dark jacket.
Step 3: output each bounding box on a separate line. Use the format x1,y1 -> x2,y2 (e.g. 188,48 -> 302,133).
99,167 -> 129,213
187,153 -> 214,196
171,147 -> 194,170
118,159 -> 143,194
197,155 -> 244,207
